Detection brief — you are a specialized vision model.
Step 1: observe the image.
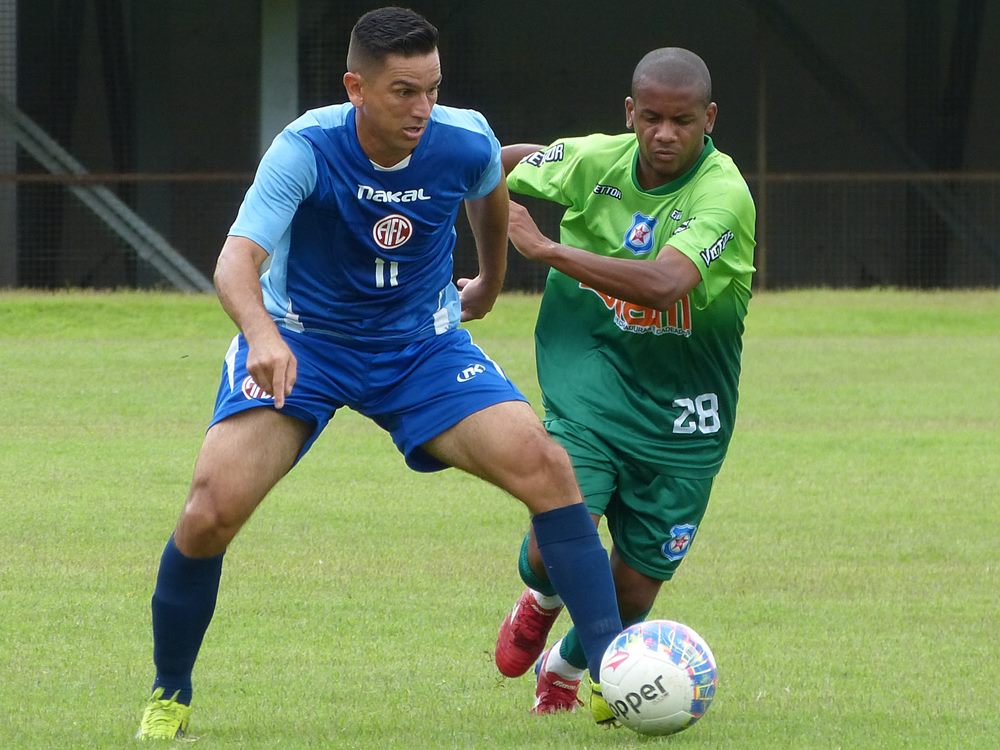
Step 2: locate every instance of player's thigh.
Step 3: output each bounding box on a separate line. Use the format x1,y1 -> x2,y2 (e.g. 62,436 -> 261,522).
422,400 -> 580,511
607,470 -> 714,581
521,418 -> 616,566
186,407 -> 312,525
365,328 -> 529,473
545,417 -> 619,516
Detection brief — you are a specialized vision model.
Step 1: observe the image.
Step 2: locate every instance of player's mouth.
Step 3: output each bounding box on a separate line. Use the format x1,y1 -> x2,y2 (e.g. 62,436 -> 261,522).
403,124 -> 425,139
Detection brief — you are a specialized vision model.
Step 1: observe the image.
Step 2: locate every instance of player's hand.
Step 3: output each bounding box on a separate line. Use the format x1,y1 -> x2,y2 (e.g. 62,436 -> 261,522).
456,275 -> 501,322
244,330 -> 297,410
507,201 -> 551,262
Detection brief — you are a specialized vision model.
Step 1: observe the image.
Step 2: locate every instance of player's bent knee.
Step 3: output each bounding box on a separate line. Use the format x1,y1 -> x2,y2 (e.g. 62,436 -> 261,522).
535,436 -> 578,487
176,480 -> 249,555
512,435 -> 581,509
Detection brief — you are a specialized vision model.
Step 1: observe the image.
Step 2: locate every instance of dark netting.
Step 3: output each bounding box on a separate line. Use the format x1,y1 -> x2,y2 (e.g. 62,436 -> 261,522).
2,0 -> 998,290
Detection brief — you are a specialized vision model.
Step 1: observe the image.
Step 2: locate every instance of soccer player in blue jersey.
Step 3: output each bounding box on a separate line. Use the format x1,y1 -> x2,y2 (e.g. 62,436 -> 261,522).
136,6 -> 623,741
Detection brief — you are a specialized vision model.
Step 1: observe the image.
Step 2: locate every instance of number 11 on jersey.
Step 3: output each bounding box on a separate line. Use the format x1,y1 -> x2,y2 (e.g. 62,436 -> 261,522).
375,258 -> 399,288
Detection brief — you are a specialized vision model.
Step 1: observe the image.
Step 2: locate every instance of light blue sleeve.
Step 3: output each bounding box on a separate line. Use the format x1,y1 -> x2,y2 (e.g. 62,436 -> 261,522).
465,125 -> 502,201
228,129 -> 318,254
430,106 -> 502,202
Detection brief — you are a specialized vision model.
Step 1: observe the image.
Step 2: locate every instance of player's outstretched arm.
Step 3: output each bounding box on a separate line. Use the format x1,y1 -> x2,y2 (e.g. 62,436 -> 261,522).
507,201 -> 701,310
214,235 -> 297,408
458,179 -> 509,321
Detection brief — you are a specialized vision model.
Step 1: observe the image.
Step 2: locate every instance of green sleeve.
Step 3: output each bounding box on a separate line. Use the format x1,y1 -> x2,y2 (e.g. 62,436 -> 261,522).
666,179 -> 756,309
507,139 -> 586,207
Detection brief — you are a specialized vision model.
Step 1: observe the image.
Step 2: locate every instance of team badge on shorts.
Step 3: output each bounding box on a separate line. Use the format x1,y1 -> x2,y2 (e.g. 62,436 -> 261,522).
661,523 -> 697,561
241,375 -> 274,401
623,212 -> 658,255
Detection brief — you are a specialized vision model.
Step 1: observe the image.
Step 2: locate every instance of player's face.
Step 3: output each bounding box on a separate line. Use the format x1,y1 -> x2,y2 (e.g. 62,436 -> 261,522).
344,51 -> 442,167
625,80 -> 717,189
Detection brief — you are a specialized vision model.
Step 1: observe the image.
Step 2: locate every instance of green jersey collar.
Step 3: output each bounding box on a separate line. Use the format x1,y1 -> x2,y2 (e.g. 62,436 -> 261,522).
632,135 -> 716,195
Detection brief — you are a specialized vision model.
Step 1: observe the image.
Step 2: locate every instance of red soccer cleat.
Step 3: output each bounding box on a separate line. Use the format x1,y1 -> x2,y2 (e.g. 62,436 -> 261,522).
495,589 -> 564,678
530,647 -> 583,715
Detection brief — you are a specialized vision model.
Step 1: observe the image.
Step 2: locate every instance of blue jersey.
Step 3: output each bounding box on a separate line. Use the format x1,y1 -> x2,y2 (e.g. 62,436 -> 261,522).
229,102 -> 502,347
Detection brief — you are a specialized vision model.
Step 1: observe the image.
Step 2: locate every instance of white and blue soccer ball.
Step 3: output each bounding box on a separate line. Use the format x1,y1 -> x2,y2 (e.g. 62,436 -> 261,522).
599,619 -> 718,736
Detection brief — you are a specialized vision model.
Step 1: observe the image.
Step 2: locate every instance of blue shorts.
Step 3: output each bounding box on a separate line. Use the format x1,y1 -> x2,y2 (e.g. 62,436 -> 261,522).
211,327 -> 527,472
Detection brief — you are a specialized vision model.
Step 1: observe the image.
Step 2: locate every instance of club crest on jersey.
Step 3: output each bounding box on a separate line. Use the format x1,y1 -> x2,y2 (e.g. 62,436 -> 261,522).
623,212 -> 658,255
661,523 -> 697,561
241,376 -> 273,401
373,214 -> 413,249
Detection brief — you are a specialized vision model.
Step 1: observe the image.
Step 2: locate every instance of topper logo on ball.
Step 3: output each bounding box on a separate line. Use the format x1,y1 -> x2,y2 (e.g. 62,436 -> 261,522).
609,673 -> 672,720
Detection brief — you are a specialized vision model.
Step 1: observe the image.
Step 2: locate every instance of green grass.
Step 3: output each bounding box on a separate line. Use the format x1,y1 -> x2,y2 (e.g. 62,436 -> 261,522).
0,289 -> 998,749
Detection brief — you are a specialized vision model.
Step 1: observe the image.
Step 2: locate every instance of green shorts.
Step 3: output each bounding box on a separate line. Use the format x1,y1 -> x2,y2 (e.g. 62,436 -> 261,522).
546,417 -> 714,581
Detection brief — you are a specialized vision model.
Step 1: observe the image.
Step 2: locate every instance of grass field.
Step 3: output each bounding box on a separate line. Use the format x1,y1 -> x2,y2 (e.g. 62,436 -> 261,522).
0,289 -> 997,749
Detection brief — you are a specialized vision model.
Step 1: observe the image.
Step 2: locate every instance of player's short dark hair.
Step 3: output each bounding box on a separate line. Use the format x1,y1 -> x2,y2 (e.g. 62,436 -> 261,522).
347,6 -> 439,72
632,48 -> 712,105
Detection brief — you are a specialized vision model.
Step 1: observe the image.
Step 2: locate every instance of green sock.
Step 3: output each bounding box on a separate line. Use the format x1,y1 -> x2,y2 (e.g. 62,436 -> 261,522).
518,532 -> 558,597
560,607 -> 653,671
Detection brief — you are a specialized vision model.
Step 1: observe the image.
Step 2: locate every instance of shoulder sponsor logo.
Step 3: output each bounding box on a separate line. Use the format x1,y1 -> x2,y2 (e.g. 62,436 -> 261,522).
699,230 -> 734,267
357,185 -> 431,203
373,214 -> 413,249
522,143 -> 565,167
456,363 -> 486,382
241,375 -> 273,401
593,183 -> 622,200
623,212 -> 658,255
661,523 -> 698,561
672,218 -> 694,235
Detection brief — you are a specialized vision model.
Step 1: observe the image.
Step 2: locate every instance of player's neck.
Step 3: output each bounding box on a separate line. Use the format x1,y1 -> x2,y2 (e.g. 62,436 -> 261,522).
355,125 -> 415,169
363,144 -> 413,169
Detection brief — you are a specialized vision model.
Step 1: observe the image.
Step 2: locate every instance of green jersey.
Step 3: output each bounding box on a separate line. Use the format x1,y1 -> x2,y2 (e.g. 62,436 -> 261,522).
508,134 -> 755,478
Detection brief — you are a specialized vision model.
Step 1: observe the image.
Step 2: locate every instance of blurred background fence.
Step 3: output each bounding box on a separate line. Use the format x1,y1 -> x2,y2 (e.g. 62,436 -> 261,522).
2,0 -> 999,291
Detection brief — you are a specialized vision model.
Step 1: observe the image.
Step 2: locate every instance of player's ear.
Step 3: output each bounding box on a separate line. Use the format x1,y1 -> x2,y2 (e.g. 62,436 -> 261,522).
343,71 -> 364,106
704,102 -> 718,134
625,97 -> 635,130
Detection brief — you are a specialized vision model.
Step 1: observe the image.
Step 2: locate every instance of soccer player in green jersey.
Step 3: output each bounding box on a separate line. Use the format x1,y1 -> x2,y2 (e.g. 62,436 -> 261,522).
493,48 -> 756,720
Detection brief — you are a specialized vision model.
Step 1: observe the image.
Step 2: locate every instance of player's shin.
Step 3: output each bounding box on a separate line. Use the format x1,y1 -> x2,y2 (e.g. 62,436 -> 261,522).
150,536 -> 225,705
531,503 -> 622,679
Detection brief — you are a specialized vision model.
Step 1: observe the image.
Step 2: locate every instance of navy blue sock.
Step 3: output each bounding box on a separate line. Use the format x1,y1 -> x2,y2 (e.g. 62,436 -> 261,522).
531,503 -> 622,679
150,536 -> 224,705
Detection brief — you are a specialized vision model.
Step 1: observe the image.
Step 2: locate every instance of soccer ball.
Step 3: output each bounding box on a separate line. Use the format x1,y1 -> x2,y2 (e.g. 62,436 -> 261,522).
599,619 -> 718,736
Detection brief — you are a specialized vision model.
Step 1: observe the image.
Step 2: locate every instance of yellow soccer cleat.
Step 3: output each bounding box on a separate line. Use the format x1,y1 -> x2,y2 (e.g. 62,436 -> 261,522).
136,687 -> 194,741
589,679 -> 619,726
